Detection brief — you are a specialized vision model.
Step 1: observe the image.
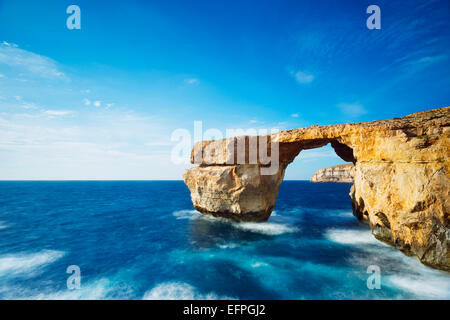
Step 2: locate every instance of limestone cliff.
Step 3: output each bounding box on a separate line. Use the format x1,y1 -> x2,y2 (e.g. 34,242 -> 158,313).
311,163 -> 354,183
183,107 -> 450,271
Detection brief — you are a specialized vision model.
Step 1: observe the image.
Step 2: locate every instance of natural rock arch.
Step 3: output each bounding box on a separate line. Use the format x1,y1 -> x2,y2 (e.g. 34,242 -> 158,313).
183,107 -> 450,271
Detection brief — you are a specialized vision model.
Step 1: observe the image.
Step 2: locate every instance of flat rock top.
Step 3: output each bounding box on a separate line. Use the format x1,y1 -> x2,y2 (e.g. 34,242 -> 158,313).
191,106 -> 450,166
275,106 -> 450,143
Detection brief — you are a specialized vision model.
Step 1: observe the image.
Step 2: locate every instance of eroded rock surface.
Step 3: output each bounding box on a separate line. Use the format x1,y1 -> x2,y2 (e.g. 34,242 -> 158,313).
311,163 -> 354,183
183,107 -> 450,270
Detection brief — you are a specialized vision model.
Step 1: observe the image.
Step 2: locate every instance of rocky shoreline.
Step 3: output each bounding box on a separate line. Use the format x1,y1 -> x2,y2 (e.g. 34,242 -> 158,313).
311,163 -> 354,183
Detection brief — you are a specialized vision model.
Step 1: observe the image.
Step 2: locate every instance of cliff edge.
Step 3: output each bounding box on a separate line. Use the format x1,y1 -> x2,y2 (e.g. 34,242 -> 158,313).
311,163 -> 354,183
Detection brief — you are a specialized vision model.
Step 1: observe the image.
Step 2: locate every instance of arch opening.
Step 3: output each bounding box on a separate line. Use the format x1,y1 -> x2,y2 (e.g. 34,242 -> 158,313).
283,140 -> 355,181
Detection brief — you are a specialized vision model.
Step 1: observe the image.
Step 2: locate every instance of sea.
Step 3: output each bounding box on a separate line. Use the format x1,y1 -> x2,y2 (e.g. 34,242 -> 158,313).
0,181 -> 448,300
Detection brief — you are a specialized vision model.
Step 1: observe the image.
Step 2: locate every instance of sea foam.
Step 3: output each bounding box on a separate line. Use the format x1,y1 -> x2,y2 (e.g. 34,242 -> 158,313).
388,275 -> 450,299
143,281 -> 233,300
0,250 -> 65,278
0,276 -> 135,300
172,210 -> 199,220
173,209 -> 298,236
325,228 -> 378,245
231,222 -> 298,235
325,228 -> 450,299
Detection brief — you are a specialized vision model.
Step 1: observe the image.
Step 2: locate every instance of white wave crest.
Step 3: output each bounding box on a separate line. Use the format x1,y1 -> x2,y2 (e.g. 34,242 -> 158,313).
232,222 -> 298,235
325,228 -> 377,245
388,275 -> 450,299
0,250 -> 65,277
172,210 -> 199,220
143,282 -> 233,300
327,211 -> 354,217
218,242 -> 240,249
35,278 -> 129,300
251,262 -> 269,268
0,221 -> 7,230
1,277 -> 135,300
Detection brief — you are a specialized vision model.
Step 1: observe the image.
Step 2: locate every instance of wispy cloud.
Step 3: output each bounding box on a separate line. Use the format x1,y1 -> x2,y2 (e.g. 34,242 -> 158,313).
380,52 -> 448,74
404,55 -> 448,72
0,42 -> 192,179
145,141 -> 174,147
1,41 -> 18,48
290,70 -> 314,84
0,42 -> 66,80
43,110 -> 73,116
0,108 -> 178,179
184,78 -> 199,85
11,96 -> 39,109
337,102 -> 366,118
84,99 -> 112,109
291,113 -> 300,118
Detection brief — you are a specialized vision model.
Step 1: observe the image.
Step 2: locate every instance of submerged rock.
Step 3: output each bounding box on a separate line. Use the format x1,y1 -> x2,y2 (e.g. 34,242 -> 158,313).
311,163 -> 354,183
183,107 -> 450,271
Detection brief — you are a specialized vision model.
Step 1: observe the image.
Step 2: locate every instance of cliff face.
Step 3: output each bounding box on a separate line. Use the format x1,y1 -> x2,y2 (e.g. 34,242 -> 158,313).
311,163 -> 354,183
183,107 -> 450,270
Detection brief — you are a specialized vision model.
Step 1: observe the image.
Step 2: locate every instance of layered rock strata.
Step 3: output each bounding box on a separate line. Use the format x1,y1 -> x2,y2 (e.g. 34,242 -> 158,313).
183,107 -> 450,270
311,163 -> 354,183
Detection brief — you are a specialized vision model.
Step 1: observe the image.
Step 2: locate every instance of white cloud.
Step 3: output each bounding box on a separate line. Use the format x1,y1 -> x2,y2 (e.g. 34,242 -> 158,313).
44,110 -> 73,116
184,78 -> 199,85
0,109 -> 183,179
0,45 -> 189,180
413,55 -> 447,65
1,41 -> 18,48
145,141 -> 173,147
0,42 -> 66,80
403,55 -> 448,73
249,119 -> 258,124
291,113 -> 300,118
338,102 -> 367,118
291,71 -> 314,84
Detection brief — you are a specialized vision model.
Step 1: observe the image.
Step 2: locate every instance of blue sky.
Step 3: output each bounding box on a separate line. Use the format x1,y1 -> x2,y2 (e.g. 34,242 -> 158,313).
0,0 -> 448,179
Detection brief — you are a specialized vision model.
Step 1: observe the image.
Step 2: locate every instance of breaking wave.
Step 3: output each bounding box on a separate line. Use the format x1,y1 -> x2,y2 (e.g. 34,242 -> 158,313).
217,242 -> 240,249
172,210 -> 199,220
143,282 -> 233,300
173,209 -> 298,236
231,222 -> 298,235
325,228 -> 378,245
324,228 -> 450,299
388,275 -> 450,299
0,276 -> 135,300
0,250 -> 65,278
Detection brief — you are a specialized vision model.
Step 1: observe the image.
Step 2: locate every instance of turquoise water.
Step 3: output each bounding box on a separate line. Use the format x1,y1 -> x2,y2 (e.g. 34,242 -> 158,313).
0,181 -> 448,299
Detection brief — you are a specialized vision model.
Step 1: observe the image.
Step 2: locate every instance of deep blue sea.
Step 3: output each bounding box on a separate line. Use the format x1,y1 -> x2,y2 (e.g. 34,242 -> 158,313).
0,181 -> 448,300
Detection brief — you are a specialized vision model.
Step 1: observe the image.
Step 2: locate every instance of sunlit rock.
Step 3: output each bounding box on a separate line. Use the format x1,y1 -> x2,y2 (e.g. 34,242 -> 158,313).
311,164 -> 354,183
183,107 -> 450,270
